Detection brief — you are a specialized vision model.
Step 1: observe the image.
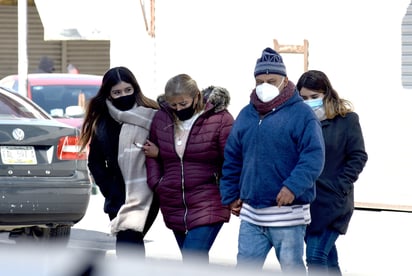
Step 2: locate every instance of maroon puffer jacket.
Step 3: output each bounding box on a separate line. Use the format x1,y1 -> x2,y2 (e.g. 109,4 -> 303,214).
146,87 -> 233,232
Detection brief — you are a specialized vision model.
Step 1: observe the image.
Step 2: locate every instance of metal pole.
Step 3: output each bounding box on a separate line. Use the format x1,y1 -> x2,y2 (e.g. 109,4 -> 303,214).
18,0 -> 28,97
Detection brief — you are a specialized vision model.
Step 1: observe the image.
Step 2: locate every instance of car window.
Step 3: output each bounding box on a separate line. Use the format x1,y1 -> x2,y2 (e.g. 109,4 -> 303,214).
0,89 -> 50,119
0,79 -> 18,91
31,85 -> 100,117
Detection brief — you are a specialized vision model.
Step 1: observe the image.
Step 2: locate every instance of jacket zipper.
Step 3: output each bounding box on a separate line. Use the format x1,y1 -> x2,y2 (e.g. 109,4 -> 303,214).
173,123 -> 190,234
180,157 -> 189,234
173,113 -> 203,234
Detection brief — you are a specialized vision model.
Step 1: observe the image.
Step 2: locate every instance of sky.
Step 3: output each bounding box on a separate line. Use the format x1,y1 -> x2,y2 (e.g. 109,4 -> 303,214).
108,0 -> 412,206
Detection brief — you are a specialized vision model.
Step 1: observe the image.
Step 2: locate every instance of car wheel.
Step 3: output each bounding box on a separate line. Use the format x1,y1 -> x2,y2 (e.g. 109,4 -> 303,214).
49,225 -> 71,240
9,225 -> 71,245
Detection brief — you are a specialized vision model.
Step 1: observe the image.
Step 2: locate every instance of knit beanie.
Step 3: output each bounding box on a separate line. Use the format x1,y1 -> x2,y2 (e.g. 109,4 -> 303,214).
254,47 -> 287,77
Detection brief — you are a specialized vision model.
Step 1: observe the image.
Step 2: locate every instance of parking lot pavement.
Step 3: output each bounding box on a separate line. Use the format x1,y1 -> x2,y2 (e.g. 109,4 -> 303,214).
75,194 -> 412,275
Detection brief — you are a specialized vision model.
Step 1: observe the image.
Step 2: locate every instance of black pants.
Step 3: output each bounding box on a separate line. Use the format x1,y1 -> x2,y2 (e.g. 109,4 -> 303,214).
110,195 -> 160,258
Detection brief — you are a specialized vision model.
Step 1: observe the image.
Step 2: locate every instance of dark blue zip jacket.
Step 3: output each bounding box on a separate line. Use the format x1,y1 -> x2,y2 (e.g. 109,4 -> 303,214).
220,90 -> 325,208
307,112 -> 367,234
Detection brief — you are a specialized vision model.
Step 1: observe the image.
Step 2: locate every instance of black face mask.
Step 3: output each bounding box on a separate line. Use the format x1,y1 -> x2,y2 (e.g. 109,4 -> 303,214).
112,94 -> 135,111
173,100 -> 196,121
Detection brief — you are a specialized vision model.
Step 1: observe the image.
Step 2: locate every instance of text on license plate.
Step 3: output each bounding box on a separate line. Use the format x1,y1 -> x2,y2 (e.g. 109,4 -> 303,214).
0,146 -> 37,165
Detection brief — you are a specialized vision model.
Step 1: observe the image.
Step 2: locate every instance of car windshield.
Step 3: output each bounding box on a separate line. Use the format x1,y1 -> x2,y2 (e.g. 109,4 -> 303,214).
0,89 -> 50,119
31,85 -> 100,118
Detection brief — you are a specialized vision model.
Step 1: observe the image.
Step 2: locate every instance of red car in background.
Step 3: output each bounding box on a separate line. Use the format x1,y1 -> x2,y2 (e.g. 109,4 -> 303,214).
0,73 -> 102,128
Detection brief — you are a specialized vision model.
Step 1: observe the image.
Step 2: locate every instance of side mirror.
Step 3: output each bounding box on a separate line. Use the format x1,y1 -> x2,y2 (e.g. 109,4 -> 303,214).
50,108 -> 64,118
65,105 -> 85,118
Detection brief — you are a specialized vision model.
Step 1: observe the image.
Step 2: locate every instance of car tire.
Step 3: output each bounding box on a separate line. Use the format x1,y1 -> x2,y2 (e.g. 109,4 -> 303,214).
9,225 -> 71,245
49,225 -> 71,240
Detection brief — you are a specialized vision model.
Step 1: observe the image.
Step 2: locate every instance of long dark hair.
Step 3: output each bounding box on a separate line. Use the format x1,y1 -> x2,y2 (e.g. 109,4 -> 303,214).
79,66 -> 158,150
296,70 -> 352,119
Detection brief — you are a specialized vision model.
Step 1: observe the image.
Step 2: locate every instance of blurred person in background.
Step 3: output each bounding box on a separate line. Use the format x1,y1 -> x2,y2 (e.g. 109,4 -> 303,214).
297,70 -> 368,275
79,66 -> 159,258
67,63 -> 80,74
36,56 -> 55,73
146,74 -> 234,263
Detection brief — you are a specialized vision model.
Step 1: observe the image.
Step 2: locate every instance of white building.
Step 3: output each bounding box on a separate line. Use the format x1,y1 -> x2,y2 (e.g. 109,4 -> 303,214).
37,0 -> 412,210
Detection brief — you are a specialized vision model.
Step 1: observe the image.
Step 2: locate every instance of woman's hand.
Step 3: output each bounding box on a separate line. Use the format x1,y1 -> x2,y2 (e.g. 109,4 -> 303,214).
143,140 -> 159,158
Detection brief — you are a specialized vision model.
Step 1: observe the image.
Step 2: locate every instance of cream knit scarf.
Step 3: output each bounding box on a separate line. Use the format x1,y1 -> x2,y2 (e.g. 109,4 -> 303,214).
106,99 -> 157,234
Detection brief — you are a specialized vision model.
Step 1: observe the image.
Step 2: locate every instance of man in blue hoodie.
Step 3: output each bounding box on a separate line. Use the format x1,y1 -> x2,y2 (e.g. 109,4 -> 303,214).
220,47 -> 325,275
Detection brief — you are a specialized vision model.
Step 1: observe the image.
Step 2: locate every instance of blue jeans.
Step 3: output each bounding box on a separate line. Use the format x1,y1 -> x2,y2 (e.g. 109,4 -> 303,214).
173,222 -> 223,263
237,220 -> 307,275
305,229 -> 342,275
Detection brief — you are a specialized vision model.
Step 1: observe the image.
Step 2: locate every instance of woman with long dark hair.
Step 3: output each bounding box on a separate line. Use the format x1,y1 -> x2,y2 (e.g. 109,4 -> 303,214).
80,66 -> 159,257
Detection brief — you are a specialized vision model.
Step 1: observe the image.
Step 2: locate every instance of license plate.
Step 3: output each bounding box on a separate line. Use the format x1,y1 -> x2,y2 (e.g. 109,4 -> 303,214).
1,146 -> 37,165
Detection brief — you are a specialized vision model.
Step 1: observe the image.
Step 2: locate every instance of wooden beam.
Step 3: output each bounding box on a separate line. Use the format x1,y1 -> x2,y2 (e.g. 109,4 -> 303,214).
0,0 -> 35,5
355,201 -> 412,213
139,0 -> 155,38
273,39 -> 309,72
149,0 -> 155,38
274,44 -> 305,54
140,0 -> 149,34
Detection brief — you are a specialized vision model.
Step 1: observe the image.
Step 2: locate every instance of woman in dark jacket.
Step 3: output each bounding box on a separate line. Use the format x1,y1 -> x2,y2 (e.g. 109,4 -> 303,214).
297,70 -> 368,275
79,66 -> 159,257
146,74 -> 234,263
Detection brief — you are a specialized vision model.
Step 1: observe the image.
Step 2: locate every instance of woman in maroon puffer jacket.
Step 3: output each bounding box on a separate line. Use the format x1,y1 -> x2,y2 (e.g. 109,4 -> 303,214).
146,74 -> 234,263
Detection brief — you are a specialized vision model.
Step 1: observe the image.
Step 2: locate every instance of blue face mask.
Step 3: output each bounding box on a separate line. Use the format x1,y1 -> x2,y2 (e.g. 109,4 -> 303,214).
304,98 -> 323,110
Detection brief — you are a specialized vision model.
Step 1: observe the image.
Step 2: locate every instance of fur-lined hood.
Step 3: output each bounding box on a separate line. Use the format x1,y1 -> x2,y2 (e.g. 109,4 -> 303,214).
157,85 -> 231,113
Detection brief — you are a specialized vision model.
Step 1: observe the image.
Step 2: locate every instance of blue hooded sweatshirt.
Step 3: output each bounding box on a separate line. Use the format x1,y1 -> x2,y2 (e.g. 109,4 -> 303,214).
220,89 -> 325,208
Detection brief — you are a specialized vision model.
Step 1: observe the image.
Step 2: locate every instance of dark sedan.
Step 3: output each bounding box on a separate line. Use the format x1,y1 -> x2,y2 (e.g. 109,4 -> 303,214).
0,86 -> 92,243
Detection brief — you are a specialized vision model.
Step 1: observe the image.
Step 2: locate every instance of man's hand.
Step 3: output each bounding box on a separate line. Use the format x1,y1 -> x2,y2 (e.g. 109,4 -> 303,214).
229,199 -> 243,216
276,186 -> 295,207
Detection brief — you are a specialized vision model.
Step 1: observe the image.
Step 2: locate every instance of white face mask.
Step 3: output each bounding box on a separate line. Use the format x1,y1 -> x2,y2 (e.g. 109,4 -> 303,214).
313,106 -> 326,121
255,78 -> 284,102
